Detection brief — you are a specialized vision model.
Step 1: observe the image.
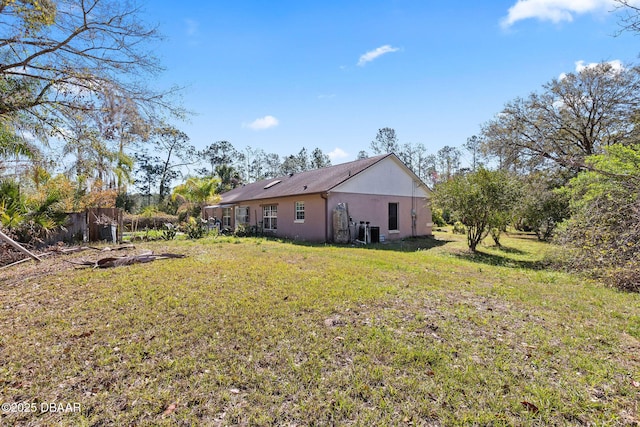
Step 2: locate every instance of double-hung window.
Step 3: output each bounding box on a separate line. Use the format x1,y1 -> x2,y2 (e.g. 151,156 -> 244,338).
236,206 -> 249,225
263,205 -> 278,230
295,201 -> 305,222
222,207 -> 232,228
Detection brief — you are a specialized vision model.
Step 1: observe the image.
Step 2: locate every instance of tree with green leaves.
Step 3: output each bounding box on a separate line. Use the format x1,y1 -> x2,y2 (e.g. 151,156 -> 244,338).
434,168 -> 520,252
0,123 -> 36,161
557,144 -> 640,291
310,147 -> 331,169
0,178 -> 67,244
370,127 -> 399,154
464,135 -> 482,172
134,151 -> 162,207
356,150 -> 369,160
215,164 -> 241,193
279,148 -> 309,175
398,142 -> 430,181
436,145 -> 461,182
200,141 -> 238,176
150,125 -> 195,202
514,172 -> 569,241
173,177 -> 220,205
172,176 -> 220,219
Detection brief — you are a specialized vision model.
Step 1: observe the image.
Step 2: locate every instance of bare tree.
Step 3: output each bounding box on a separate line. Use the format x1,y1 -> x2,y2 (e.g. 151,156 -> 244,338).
481,62 -> 640,172
615,0 -> 640,35
0,0 -> 182,141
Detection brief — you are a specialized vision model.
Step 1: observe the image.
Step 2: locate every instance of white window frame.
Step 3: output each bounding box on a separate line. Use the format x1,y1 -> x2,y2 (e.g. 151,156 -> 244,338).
295,201 -> 305,223
236,206 -> 249,225
222,207 -> 232,228
263,205 -> 278,230
388,202 -> 399,232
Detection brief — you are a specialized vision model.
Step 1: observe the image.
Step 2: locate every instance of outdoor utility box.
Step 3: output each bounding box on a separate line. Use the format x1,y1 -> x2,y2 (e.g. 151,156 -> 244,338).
99,224 -> 117,243
370,226 -> 380,244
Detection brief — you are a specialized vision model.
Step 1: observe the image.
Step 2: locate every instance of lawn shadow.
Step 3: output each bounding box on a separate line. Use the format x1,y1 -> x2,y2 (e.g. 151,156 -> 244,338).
363,236 -> 451,252
288,235 -> 451,253
453,248 -> 547,270
491,245 -> 528,255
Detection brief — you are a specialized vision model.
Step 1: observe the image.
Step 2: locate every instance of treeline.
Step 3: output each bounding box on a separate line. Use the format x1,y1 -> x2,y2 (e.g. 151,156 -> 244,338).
133,140 -> 332,205
432,61 -> 640,292
0,1 -> 335,242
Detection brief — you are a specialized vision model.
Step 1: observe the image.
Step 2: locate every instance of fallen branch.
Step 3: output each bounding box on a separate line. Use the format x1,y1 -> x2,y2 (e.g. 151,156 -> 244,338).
68,251 -> 185,269
87,244 -> 136,252
0,229 -> 42,262
58,246 -> 92,254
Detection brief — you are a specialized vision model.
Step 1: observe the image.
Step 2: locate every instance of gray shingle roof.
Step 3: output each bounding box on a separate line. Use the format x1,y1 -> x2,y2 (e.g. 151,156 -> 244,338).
219,153 -> 392,204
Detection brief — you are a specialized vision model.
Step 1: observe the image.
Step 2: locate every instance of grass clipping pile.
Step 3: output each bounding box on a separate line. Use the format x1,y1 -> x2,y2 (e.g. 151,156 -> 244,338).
0,244 -> 185,285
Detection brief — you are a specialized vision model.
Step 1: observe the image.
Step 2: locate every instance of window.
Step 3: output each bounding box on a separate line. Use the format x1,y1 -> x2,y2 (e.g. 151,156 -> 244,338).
263,205 -> 278,230
388,202 -> 399,231
236,206 -> 249,225
295,201 -> 305,222
222,207 -> 232,228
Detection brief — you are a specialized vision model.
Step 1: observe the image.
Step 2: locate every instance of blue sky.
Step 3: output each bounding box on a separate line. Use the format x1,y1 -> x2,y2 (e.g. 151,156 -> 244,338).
145,0 -> 637,165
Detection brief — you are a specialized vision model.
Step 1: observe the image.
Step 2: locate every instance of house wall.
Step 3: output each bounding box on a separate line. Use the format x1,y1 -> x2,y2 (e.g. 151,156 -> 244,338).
208,155 -> 433,243
327,155 -> 433,241
205,194 -> 328,241
333,155 -> 429,197
326,192 -> 432,242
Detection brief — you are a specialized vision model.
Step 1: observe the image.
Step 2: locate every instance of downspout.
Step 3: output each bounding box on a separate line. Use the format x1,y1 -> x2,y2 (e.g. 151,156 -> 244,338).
412,180 -> 417,237
321,191 -> 329,242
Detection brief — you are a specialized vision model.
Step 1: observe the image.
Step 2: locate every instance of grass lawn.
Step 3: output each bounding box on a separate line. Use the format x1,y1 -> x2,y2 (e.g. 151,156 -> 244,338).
1,231 -> 639,426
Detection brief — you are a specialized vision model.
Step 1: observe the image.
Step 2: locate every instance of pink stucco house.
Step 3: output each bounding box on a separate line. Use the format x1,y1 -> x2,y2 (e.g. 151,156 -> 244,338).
203,153 -> 432,243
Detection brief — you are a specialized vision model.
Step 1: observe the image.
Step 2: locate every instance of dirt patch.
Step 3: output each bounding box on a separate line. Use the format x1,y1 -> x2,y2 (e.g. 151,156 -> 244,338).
0,245 -> 149,286
1,252 -> 78,286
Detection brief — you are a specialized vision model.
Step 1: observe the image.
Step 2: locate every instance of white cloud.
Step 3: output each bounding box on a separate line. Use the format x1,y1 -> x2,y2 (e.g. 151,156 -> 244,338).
328,148 -> 349,161
575,59 -> 623,72
357,45 -> 400,66
559,59 -> 624,79
501,0 -> 615,28
244,115 -> 279,130
184,19 -> 199,36
317,93 -> 336,99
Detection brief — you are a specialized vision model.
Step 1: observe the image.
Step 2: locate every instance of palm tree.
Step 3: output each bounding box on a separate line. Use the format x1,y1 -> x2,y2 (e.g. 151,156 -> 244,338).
0,122 -> 38,160
172,176 -> 221,217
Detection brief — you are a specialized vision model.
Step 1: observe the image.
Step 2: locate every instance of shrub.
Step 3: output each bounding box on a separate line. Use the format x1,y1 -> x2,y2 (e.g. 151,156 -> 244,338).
557,144 -> 640,292
452,221 -> 466,234
607,267 -> 640,293
431,207 -> 447,227
161,223 -> 177,240
434,168 -> 520,252
0,179 -> 67,245
184,217 -> 206,239
234,223 -> 257,237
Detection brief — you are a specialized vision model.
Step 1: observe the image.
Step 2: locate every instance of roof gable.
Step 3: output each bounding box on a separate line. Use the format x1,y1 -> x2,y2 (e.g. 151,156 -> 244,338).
219,153 -> 427,204
332,155 -> 431,198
